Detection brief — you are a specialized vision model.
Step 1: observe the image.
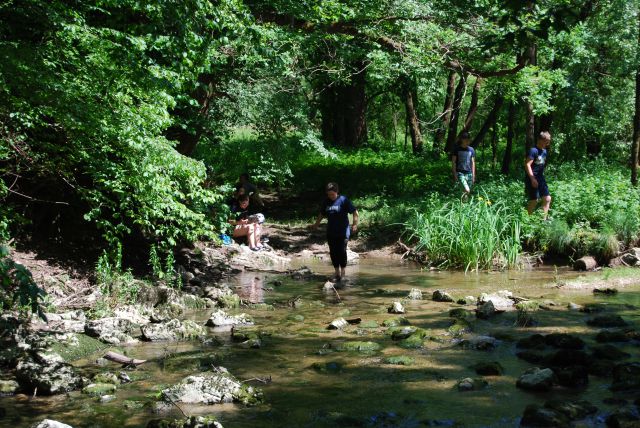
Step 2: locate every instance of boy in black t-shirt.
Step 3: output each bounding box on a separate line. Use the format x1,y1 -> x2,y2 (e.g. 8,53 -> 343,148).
525,131 -> 552,219
451,132 -> 476,199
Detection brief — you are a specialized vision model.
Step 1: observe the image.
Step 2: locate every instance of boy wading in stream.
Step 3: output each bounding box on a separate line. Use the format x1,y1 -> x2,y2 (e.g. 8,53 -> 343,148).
451,131 -> 476,200
311,183 -> 359,282
525,131 -> 552,219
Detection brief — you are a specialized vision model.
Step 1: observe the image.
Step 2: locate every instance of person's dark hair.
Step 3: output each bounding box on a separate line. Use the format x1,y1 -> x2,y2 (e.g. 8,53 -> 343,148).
459,131 -> 471,141
237,194 -> 250,203
240,173 -> 250,181
326,182 -> 339,193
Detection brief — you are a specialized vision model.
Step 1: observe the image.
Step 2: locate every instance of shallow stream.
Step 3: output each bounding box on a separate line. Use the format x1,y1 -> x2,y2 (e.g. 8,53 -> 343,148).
3,259 -> 640,427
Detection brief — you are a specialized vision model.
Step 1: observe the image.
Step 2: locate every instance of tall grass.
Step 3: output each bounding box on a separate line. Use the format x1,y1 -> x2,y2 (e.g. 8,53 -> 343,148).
406,196 -> 521,271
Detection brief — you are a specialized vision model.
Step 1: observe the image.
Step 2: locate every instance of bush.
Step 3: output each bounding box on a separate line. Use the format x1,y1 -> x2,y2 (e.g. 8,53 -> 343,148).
0,245 -> 46,319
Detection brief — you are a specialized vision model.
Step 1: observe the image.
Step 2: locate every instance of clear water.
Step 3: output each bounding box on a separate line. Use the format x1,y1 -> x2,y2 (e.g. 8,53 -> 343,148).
2,259 -> 640,427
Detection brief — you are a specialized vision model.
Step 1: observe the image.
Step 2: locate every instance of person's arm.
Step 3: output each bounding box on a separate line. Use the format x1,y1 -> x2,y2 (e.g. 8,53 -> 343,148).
525,158 -> 538,188
451,155 -> 458,181
472,156 -> 476,183
351,210 -> 359,233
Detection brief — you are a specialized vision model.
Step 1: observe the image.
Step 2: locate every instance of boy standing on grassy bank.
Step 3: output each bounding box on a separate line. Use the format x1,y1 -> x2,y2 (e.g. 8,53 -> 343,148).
525,131 -> 552,218
451,132 -> 476,199
310,183 -> 359,282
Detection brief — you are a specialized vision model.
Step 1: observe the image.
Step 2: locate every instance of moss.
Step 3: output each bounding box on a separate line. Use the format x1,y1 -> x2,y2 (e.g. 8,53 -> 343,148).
218,294 -> 241,309
50,333 -> 108,362
383,355 -> 415,366
448,319 -> 472,337
93,372 -> 119,385
382,317 -> 410,327
360,320 -> 379,329
123,400 -> 146,410
335,309 -> 351,317
247,303 -> 274,311
515,301 -> 540,311
398,328 -> 430,349
82,383 -> 117,396
286,314 -> 305,322
336,341 -> 381,352
311,361 -> 343,373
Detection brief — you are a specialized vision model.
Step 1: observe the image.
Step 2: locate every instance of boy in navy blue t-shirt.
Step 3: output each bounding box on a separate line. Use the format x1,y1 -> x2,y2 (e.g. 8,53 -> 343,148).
451,131 -> 476,198
525,131 -> 552,218
311,183 -> 359,282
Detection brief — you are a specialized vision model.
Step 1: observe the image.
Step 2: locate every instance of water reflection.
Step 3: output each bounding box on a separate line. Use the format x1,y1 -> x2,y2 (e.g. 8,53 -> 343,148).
235,272 -> 264,303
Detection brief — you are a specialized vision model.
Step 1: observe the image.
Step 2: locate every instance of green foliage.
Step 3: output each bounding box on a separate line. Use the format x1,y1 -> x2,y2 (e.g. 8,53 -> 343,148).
93,244 -> 141,314
0,245 -> 46,319
148,245 -> 181,289
406,196 -> 522,271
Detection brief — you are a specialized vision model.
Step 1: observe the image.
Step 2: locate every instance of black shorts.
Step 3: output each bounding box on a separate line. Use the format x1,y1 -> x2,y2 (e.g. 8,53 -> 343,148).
525,175 -> 550,200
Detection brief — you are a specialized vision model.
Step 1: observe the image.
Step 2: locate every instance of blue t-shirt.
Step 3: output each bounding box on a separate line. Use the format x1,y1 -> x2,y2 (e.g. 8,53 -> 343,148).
527,147 -> 548,177
453,145 -> 475,173
321,195 -> 356,238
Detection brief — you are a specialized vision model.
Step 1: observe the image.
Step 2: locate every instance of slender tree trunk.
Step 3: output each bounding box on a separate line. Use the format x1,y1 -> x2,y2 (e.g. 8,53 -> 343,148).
502,102 -> 516,175
403,77 -> 423,154
633,12 -> 640,186
434,71 -> 457,150
491,121 -> 498,169
525,45 -> 537,150
472,95 -> 504,148
446,73 -> 467,154
460,77 -> 482,135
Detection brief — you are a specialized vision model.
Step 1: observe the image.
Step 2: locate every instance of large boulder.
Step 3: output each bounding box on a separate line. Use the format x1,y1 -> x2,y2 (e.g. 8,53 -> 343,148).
16,351 -> 83,395
42,310 -> 86,333
141,319 -> 205,341
516,367 -> 556,392
478,291 -> 514,311
161,369 -> 262,406
611,362 -> 640,391
85,317 -> 138,344
432,290 -> 454,303
520,400 -> 597,427
205,310 -> 253,327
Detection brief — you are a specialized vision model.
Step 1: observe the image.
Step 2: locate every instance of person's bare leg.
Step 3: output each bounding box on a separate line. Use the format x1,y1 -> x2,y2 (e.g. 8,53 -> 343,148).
248,225 -> 257,248
541,195 -> 552,219
255,224 -> 262,246
527,199 -> 538,215
340,266 -> 346,279
333,266 -> 340,281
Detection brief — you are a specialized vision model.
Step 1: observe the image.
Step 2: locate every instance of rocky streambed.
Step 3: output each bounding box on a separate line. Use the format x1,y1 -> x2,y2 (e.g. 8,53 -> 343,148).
2,249 -> 640,427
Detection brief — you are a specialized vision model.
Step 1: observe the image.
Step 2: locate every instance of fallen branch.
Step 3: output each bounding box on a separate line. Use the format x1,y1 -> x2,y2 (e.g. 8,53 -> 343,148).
103,351 -> 147,366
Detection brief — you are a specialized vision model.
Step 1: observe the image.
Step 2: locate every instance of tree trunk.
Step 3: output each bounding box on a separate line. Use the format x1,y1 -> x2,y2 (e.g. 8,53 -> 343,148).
460,77 -> 482,135
472,95 -> 504,148
320,65 -> 368,147
501,102 -> 516,175
403,77 -> 423,154
446,73 -> 467,154
633,12 -> 640,186
491,121 -> 498,168
434,71 -> 457,150
525,45 -> 537,150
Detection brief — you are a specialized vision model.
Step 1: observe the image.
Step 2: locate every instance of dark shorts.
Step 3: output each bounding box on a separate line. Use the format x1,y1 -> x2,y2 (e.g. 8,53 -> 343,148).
525,175 -> 550,200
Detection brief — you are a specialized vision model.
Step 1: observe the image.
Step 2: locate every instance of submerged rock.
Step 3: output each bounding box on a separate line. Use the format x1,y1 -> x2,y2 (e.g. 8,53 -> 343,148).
161,369 -> 262,406
398,328 -> 431,349
383,355 -> 414,366
516,367 -> 556,392
596,329 -> 634,343
449,308 -> 473,320
476,301 -> 496,319
517,334 -> 547,350
432,290 -> 454,303
82,383 -> 117,397
147,416 -> 224,428
31,420 -> 74,428
448,319 -> 472,336
457,377 -> 488,392
390,326 -> 418,340
311,361 -> 343,374
460,335 -> 499,351
457,296 -> 476,305
611,362 -> 640,391
141,319 -> 205,341
85,317 -> 138,344
473,361 -> 504,376
553,365 -> 589,388
544,333 -> 585,350
592,344 -> 631,361
388,301 -> 405,314
336,341 -> 381,352
16,351 -> 82,395
520,400 -> 597,427
587,315 -> 628,328
606,406 -> 640,428
205,310 -> 253,327
382,317 -> 410,327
